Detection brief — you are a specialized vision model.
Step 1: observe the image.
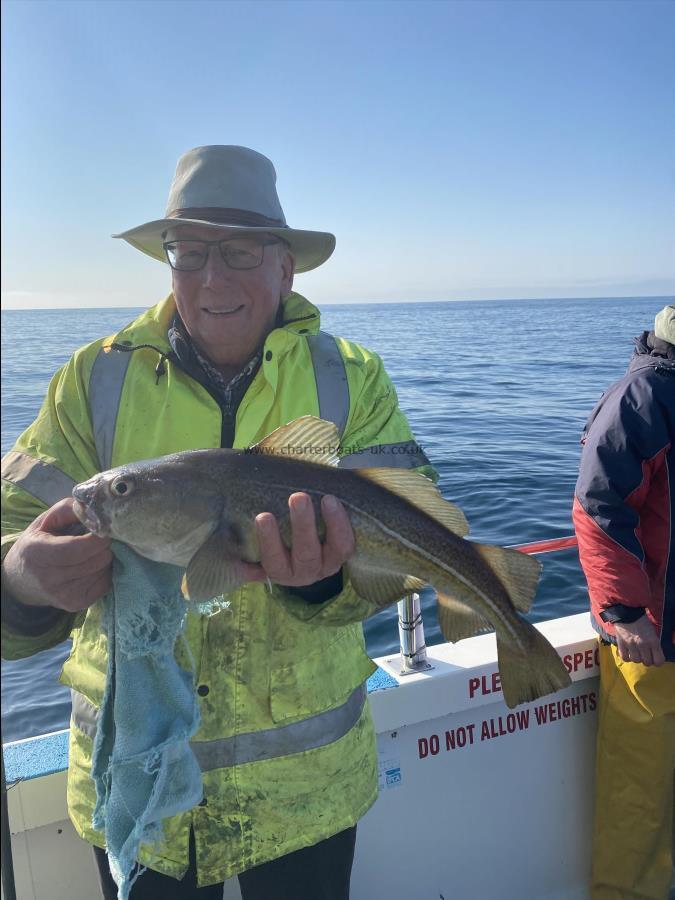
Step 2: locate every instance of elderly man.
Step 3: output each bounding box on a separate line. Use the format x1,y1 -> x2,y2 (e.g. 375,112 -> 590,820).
1,146 -> 433,899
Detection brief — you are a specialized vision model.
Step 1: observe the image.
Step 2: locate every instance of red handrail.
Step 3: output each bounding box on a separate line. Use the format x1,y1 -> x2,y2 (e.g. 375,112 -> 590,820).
509,535 -> 578,555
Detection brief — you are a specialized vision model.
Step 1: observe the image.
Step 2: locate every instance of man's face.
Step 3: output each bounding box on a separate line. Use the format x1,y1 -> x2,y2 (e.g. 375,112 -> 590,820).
167,224 -> 294,369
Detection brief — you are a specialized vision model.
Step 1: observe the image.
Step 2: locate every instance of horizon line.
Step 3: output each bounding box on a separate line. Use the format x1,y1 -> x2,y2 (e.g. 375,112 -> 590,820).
1,293 -> 673,313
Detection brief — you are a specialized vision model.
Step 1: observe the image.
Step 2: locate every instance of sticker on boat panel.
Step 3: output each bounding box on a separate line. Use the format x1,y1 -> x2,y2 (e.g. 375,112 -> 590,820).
378,754 -> 402,790
416,691 -> 598,761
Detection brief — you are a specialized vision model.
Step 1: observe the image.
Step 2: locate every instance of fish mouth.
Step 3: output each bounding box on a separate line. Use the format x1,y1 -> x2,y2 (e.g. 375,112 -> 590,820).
72,497 -> 109,537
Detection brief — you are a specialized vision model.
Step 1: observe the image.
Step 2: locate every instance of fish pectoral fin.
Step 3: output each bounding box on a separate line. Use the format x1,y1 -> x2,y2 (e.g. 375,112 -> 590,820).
183,532 -> 248,603
435,589 -> 494,642
356,468 -> 470,537
346,560 -> 426,607
474,544 -> 542,612
497,624 -> 571,709
249,416 -> 340,466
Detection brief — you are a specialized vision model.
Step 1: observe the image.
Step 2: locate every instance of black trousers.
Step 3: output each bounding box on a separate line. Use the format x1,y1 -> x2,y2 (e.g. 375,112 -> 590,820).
94,826 -> 357,899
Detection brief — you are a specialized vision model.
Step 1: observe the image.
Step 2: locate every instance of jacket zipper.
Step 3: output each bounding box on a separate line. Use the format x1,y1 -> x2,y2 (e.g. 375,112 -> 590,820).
220,389 -> 236,449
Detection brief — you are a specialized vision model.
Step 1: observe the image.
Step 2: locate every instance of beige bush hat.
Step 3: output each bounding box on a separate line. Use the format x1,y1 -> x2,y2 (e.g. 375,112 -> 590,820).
654,304 -> 675,344
113,145 -> 336,273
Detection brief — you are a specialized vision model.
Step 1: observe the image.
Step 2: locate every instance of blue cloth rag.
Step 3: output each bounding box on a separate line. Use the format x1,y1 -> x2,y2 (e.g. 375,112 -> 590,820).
91,542 -> 204,899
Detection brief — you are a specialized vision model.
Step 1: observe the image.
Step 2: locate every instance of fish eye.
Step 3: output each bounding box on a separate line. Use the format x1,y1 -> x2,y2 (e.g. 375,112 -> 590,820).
110,476 -> 134,497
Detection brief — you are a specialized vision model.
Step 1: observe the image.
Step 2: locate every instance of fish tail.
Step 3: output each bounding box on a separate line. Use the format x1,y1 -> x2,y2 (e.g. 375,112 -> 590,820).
497,623 -> 571,709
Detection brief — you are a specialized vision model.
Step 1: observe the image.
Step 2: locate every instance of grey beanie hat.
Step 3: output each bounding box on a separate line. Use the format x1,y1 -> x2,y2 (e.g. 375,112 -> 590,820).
654,304 -> 675,345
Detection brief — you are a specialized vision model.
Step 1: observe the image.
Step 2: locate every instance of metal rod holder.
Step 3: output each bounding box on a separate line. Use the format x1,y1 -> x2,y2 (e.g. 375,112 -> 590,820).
396,592 -> 433,676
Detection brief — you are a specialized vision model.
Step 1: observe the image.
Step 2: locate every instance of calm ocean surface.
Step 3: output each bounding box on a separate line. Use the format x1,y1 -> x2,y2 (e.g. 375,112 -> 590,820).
1,295 -> 669,741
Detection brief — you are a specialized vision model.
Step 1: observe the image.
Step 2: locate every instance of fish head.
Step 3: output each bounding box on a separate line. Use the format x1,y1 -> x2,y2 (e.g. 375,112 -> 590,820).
72,455 -> 222,563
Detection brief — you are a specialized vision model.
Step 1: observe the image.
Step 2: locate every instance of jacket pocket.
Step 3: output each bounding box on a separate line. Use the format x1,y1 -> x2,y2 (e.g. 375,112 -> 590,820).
59,602 -> 109,708
270,625 -> 376,724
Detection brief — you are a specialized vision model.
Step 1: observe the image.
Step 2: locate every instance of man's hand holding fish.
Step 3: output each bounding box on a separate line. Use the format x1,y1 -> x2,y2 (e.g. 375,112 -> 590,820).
248,492 -> 355,587
2,498 -> 112,613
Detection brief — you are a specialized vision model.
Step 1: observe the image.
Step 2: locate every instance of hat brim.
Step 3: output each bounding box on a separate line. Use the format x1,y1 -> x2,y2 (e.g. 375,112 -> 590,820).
112,219 -> 335,274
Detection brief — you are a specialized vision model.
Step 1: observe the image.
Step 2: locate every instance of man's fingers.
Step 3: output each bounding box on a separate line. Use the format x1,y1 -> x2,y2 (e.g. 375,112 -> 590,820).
636,645 -> 651,666
35,533 -> 112,567
35,497 -> 81,533
65,545 -> 113,576
53,531 -> 111,558
33,549 -> 113,602
238,561 -> 268,583
255,513 -> 293,581
81,570 -> 113,607
26,498 -> 111,565
255,495 -> 354,586
652,645 -> 666,666
614,619 -> 665,667
616,636 -> 664,667
51,570 -> 113,612
616,640 -> 631,663
616,635 -> 636,664
320,495 -> 354,574
626,644 -> 639,663
642,638 -> 666,667
57,573 -> 113,612
288,494 -> 322,575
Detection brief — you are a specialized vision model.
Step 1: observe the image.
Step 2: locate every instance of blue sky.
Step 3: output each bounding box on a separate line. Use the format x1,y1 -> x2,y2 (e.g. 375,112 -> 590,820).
2,0 -> 674,308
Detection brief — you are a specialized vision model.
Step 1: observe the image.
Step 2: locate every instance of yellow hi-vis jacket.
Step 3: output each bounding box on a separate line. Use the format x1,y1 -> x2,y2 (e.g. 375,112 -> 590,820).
1,292 -> 434,886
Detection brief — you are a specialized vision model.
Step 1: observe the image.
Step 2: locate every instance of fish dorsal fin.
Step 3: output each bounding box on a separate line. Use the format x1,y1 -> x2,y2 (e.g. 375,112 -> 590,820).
250,416 -> 340,466
357,468 -> 470,537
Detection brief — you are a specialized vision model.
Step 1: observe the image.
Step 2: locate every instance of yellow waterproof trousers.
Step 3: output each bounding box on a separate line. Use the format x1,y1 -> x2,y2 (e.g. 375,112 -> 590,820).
592,642 -> 675,900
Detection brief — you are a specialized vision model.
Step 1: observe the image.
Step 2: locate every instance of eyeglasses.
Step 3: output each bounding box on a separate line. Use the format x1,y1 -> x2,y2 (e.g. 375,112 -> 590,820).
163,237 -> 280,272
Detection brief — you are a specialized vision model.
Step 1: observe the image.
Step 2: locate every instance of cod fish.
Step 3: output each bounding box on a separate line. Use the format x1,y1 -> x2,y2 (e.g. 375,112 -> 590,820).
72,417 -> 570,708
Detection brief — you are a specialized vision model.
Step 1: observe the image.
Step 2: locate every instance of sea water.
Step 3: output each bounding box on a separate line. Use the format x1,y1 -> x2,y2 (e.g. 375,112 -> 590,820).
1,295 -> 668,740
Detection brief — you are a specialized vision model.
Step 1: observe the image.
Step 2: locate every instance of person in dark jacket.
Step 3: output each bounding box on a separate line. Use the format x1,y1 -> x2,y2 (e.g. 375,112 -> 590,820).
573,303 -> 675,900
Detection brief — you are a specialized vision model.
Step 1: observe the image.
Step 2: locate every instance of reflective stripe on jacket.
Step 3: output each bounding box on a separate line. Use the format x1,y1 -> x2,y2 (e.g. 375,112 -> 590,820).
1,291 -> 433,885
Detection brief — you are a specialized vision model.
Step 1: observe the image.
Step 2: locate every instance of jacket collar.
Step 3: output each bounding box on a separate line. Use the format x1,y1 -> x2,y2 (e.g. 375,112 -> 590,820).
629,330 -> 675,375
